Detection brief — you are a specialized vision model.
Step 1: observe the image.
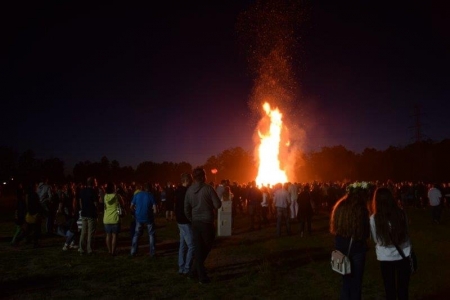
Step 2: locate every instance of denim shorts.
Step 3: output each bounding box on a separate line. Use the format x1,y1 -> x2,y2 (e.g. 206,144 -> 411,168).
104,223 -> 120,234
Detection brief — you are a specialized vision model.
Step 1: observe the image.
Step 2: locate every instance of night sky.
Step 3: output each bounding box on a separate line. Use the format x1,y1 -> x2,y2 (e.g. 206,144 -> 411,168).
2,1 -> 449,170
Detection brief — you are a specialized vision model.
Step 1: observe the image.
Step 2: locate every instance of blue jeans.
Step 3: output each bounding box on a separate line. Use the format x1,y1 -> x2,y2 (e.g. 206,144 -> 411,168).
131,221 -> 156,256
178,223 -> 195,274
341,251 -> 366,300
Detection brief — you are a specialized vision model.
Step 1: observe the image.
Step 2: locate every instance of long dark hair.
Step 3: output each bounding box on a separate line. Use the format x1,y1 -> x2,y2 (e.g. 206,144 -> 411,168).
330,191 -> 369,240
372,187 -> 408,246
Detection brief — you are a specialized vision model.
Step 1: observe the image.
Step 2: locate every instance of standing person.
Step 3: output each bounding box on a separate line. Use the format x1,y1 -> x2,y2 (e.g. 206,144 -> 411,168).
370,187 -> 412,300
330,182 -> 371,300
247,181 -> 262,231
36,177 -> 53,235
102,182 -> 122,256
13,184 -> 42,248
130,183 -> 157,257
288,182 -> 299,221
297,184 -> 313,237
60,183 -> 79,251
215,179 -> 227,200
428,183 -> 443,224
11,183 -> 26,245
261,186 -> 270,226
273,183 -> 291,237
164,182 -> 175,221
175,173 -> 195,275
78,177 -> 99,255
184,167 -> 222,284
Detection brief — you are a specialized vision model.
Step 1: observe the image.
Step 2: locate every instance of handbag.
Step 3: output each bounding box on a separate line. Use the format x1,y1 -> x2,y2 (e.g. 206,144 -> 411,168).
393,242 -> 417,274
116,194 -> 124,218
331,237 -> 353,275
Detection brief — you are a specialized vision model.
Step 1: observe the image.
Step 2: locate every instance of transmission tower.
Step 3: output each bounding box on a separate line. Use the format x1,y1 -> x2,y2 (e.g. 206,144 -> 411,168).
409,104 -> 427,143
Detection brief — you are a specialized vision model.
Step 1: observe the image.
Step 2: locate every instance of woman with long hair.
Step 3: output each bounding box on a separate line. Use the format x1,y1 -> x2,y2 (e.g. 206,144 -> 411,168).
102,182 -> 123,256
330,183 -> 372,300
370,187 -> 411,300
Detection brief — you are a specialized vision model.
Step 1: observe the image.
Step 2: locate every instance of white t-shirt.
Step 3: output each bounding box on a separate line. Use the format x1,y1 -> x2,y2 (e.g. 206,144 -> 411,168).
428,187 -> 442,206
370,215 -> 411,261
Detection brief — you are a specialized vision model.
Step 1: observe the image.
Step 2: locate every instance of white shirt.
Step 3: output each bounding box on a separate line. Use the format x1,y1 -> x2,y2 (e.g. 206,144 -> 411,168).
428,187 -> 442,206
370,215 -> 411,261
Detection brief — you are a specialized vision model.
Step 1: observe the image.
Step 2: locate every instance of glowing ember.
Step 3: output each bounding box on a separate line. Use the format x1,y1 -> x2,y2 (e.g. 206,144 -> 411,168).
255,102 -> 288,186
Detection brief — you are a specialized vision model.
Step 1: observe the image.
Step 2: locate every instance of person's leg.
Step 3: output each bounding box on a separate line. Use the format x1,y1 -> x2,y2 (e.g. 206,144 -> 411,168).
396,258 -> 411,300
276,208 -> 282,236
191,222 -> 202,278
185,224 -> 195,274
147,222 -> 156,257
111,233 -> 117,255
79,218 -> 87,253
87,218 -> 96,254
248,204 -> 255,229
284,209 -> 291,234
380,260 -> 397,300
178,224 -> 187,273
299,218 -> 305,236
105,232 -> 111,254
198,222 -> 215,282
306,215 -> 312,235
131,221 -> 142,255
349,251 -> 366,300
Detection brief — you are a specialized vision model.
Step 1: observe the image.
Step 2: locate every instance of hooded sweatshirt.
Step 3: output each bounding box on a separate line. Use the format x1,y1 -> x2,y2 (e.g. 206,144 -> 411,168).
184,182 -> 221,224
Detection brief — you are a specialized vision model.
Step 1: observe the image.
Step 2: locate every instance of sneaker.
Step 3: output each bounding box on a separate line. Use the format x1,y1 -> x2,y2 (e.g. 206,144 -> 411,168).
62,244 -> 69,251
69,244 -> 78,249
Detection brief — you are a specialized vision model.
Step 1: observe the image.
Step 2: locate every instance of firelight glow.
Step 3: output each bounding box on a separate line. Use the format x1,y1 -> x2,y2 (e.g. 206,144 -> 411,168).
255,102 -> 288,187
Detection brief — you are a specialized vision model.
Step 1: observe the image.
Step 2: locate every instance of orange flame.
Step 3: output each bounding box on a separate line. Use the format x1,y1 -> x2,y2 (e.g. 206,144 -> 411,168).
255,102 -> 288,186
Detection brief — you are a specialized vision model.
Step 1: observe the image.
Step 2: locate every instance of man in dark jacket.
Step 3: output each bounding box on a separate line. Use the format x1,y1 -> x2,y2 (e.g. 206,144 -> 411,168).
175,173 -> 194,275
184,168 -> 221,284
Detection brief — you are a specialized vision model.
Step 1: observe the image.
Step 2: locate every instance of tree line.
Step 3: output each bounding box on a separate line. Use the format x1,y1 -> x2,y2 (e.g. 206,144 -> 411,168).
1,139 -> 449,190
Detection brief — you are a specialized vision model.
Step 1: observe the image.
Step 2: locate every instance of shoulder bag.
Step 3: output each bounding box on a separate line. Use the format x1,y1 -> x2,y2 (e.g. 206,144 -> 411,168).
331,237 -> 353,275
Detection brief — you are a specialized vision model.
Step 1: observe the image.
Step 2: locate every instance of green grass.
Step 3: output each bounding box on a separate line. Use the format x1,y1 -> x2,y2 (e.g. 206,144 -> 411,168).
1,198 -> 449,300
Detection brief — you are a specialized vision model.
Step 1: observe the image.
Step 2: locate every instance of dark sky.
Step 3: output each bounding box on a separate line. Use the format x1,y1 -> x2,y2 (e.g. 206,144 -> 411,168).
2,1 -> 449,170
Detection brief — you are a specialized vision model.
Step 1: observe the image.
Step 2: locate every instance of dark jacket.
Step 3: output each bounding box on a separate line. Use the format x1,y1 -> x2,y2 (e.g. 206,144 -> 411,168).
184,182 -> 221,224
175,185 -> 190,224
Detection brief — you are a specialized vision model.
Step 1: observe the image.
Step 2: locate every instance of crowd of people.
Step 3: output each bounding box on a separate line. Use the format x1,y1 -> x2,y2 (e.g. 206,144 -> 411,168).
9,173 -> 449,290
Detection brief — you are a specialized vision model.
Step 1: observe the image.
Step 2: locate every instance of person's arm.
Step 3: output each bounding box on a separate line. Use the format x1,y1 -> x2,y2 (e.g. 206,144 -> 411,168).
211,187 -> 222,209
184,194 -> 192,222
130,194 -> 136,211
152,204 -> 157,214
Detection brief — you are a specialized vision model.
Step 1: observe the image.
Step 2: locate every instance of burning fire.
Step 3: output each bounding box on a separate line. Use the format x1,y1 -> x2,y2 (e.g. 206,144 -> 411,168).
255,102 -> 288,186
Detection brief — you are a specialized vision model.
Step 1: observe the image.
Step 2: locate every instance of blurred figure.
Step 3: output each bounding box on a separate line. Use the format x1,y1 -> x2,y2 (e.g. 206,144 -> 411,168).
288,182 -> 299,220
163,182 -> 175,221
273,183 -> 291,237
247,181 -> 262,231
36,177 -> 53,235
11,183 -> 26,245
14,184 -> 42,248
297,184 -> 313,237
428,183 -> 443,224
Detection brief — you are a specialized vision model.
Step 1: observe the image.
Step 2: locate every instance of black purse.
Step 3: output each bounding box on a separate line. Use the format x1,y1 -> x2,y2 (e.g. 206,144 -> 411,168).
392,241 -> 417,274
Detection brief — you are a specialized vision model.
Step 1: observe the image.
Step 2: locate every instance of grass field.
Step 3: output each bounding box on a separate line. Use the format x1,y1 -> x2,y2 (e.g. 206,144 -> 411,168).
1,196 -> 449,300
